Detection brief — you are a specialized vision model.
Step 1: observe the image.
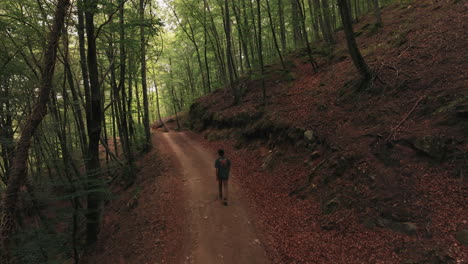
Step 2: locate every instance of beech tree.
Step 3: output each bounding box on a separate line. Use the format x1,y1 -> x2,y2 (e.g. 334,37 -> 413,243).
0,0 -> 163,260
0,0 -> 71,262
337,0 -> 372,83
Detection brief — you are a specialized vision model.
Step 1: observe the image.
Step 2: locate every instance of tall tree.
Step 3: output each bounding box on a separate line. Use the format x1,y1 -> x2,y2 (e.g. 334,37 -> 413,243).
169,57 -> 181,129
337,0 -> 372,82
140,0 -> 152,151
223,0 -> 240,104
119,0 -> 134,172
292,0 -> 304,48
257,0 -> 266,103
372,0 -> 383,26
84,0 -> 103,245
265,0 -> 286,70
203,0 -> 212,92
308,0 -> 321,41
278,0 -> 287,52
232,0 -> 252,74
297,0 -> 318,72
321,0 -> 335,44
0,0 -> 70,261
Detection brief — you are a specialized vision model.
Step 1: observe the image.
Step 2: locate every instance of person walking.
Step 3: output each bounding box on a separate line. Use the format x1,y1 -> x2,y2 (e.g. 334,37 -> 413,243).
215,149 -> 231,205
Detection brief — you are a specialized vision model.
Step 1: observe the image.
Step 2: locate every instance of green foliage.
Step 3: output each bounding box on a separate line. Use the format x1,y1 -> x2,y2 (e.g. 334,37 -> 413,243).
132,124 -> 150,153
282,71 -> 296,82
13,226 -> 71,264
433,94 -> 468,115
360,23 -> 382,37
311,45 -> 335,60
388,28 -> 409,48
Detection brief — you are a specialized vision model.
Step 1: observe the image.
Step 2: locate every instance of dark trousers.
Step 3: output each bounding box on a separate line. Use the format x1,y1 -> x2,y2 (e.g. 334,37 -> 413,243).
218,179 -> 229,200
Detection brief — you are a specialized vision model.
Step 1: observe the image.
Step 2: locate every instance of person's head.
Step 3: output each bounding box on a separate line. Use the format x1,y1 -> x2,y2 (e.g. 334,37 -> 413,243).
218,149 -> 225,157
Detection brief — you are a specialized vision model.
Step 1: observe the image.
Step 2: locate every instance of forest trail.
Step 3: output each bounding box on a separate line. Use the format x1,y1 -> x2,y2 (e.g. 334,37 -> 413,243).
158,130 -> 269,264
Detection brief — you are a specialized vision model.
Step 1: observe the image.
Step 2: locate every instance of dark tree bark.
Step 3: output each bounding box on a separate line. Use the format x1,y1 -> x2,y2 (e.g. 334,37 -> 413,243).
63,31 -> 88,159
247,0 -> 259,67
203,0 -> 212,92
118,0 -> 134,170
0,82 -> 14,184
77,0 -> 91,117
127,61 -> 135,138
353,0 -> 358,22
187,21 -> 208,94
84,0 -> 104,245
205,0 -> 227,87
291,0 -> 304,48
337,0 -> 372,82
278,0 -> 287,52
136,82 -> 142,126
296,0 -> 318,72
308,0 -> 320,41
232,1 -> 252,74
266,0 -> 286,70
151,68 -> 166,131
312,0 -> 327,42
321,0 -> 335,43
140,0 -> 152,152
372,0 -> 382,26
169,58 -> 181,130
0,0 -> 70,262
223,0 -> 240,104
256,0 -> 266,104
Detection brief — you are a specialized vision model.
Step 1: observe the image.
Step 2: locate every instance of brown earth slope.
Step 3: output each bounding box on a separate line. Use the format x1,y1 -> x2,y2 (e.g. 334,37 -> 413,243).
189,0 -> 467,263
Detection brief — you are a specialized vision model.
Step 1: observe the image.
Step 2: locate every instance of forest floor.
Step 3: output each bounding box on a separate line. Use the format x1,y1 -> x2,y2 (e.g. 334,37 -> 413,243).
83,125 -> 269,264
82,130 -> 188,264
186,0 -> 467,263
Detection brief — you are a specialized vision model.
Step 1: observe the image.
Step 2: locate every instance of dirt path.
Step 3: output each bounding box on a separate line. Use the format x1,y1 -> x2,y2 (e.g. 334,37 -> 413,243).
159,130 -> 269,264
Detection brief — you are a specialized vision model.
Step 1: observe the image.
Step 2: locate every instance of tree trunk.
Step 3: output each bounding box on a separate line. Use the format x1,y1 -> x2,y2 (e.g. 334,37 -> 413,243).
0,82 -> 14,184
266,0 -> 286,70
353,0 -> 359,23
278,0 -> 287,52
256,0 -> 266,104
84,0 -> 104,245
296,0 -> 318,72
169,58 -> 181,130
206,0 -> 228,87
308,0 -> 320,41
203,0 -> 212,92
224,0 -> 240,105
372,0 -> 382,26
291,0 -> 304,48
312,0 -> 327,42
337,0 -> 371,82
77,0 -> 91,118
127,64 -> 135,138
140,0 -> 151,152
119,0 -> 134,172
0,0 -> 70,262
63,31 -> 88,159
187,21 -> 208,94
321,0 -> 335,43
151,68 -> 166,131
232,2 -> 252,74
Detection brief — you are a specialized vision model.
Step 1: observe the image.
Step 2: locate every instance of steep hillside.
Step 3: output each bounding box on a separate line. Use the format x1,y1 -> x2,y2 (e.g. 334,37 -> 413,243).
189,0 -> 467,263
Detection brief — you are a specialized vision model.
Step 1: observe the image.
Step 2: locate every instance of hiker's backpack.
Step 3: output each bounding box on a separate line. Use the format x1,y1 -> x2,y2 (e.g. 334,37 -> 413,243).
219,158 -> 229,169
